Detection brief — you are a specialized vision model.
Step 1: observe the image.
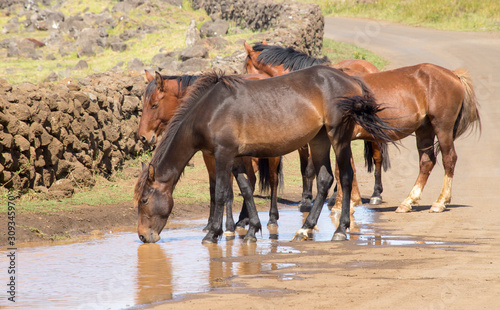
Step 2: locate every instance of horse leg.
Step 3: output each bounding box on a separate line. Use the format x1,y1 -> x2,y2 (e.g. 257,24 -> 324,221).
429,132 -> 457,213
202,153 -> 216,232
330,138 -> 354,241
397,128 -> 436,212
202,155 -> 234,244
267,156 -> 281,228
235,157 -> 257,228
293,132 -> 334,241
370,142 -> 384,205
328,155 -> 360,214
232,157 -> 262,242
298,145 -> 314,211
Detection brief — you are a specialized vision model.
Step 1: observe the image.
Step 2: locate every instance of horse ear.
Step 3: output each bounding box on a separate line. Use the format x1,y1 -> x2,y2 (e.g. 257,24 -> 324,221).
145,70 -> 154,82
148,164 -> 155,181
244,41 -> 253,54
155,71 -> 164,92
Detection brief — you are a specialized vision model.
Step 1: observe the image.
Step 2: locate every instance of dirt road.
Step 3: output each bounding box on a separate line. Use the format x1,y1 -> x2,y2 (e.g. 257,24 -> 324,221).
150,17 -> 500,309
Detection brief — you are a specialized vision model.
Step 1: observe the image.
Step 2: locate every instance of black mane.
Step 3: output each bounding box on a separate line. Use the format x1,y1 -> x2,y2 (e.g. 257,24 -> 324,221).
144,74 -> 200,104
253,43 -> 331,71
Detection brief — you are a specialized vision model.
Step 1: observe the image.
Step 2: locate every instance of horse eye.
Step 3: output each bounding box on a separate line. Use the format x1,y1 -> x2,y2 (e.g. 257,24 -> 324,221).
142,197 -> 149,204
151,104 -> 159,109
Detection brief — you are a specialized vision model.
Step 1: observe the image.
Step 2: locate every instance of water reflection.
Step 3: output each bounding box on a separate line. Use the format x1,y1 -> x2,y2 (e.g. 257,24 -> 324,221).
136,244 -> 173,305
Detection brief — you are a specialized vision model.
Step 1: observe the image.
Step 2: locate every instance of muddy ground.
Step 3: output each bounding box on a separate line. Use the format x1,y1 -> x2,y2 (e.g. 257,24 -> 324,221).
3,18 -> 500,309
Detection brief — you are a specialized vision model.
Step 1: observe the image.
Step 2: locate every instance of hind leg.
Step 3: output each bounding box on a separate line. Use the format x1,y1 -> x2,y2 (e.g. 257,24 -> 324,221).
232,158 -> 262,242
429,132 -> 457,213
235,157 -> 257,229
397,127 -> 436,212
298,145 -> 314,211
370,142 -> 384,204
267,157 -> 281,227
329,156 -> 359,215
293,132 -> 334,241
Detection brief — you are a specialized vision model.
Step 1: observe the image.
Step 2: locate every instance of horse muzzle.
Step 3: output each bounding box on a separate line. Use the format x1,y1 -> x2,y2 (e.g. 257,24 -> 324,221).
139,133 -> 156,145
138,230 -> 161,243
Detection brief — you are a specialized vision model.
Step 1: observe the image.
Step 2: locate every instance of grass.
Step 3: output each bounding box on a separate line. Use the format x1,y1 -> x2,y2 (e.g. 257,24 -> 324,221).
322,37 -> 388,69
0,0 -> 255,85
301,0 -> 500,31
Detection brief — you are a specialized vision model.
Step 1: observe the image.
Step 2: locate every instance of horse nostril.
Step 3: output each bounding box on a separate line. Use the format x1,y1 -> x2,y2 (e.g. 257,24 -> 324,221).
139,234 -> 147,243
140,136 -> 147,144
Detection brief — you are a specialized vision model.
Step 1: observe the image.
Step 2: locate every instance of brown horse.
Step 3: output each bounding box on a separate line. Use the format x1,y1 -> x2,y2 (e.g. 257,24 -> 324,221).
138,71 -> 283,234
135,66 -> 395,244
244,42 -> 481,213
243,41 -> 384,209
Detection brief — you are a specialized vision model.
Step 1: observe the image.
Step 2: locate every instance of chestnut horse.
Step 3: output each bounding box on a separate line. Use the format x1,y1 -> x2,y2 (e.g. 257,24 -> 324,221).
243,41 -> 384,210
135,66 -> 395,244
138,71 -> 283,234
244,42 -> 481,213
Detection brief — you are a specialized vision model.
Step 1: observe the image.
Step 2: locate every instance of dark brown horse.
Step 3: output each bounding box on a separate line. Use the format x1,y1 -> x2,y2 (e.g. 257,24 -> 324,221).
137,71 -> 283,234
243,41 -> 384,209
135,65 -> 395,244
244,42 -> 481,213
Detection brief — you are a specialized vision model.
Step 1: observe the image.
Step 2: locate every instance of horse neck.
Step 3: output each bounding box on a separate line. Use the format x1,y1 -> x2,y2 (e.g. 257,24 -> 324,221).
154,121 -> 198,186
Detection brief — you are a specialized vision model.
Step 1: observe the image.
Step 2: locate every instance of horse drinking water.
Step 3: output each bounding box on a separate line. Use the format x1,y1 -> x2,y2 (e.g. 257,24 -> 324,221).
137,71 -> 283,234
135,65 -> 395,244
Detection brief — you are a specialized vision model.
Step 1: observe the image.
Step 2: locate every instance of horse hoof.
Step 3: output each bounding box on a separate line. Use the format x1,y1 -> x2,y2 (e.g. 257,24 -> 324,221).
396,203 -> 412,213
429,202 -> 446,213
224,230 -> 235,237
267,223 -> 279,229
243,236 -> 257,243
292,228 -> 311,242
332,232 -> 347,241
201,238 -> 217,245
370,196 -> 382,205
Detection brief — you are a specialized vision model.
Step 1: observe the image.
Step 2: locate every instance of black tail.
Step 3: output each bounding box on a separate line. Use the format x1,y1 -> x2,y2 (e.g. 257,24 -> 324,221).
258,158 -> 284,194
337,95 -> 396,147
364,141 -> 391,173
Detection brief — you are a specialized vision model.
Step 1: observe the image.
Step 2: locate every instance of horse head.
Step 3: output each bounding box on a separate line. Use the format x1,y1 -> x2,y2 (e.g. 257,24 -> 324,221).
135,162 -> 174,243
138,71 -> 181,145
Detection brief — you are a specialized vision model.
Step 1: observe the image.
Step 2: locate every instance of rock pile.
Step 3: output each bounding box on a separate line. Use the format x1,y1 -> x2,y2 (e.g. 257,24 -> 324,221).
0,73 -> 147,194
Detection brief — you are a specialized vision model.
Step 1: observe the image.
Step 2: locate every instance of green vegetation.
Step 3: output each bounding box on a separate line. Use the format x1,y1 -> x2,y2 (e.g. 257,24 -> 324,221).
0,0 -> 254,85
304,0 -> 500,31
322,37 -> 388,69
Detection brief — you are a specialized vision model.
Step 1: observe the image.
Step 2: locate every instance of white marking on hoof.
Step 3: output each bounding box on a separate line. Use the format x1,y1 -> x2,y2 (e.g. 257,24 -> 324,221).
396,202 -> 412,213
429,202 -> 446,213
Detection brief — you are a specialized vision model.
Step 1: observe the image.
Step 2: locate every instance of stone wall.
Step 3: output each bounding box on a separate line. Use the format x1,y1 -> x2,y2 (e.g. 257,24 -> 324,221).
0,72 -> 147,192
191,0 -> 324,56
0,0 -> 325,193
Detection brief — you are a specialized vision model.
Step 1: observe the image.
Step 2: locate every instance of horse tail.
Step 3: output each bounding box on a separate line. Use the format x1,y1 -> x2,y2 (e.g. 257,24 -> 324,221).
363,141 -> 391,173
258,159 -> 270,193
337,95 -> 395,148
453,69 -> 482,140
258,158 -> 284,194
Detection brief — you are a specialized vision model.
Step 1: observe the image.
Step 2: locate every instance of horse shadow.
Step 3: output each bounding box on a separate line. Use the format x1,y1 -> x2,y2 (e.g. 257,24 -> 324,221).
368,204 -> 472,213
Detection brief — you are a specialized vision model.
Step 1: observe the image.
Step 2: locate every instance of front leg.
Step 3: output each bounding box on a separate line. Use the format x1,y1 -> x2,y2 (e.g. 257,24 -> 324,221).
202,156 -> 234,244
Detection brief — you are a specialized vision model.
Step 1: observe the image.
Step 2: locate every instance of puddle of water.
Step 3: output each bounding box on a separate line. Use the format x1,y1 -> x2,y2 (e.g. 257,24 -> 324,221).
0,204 -> 445,309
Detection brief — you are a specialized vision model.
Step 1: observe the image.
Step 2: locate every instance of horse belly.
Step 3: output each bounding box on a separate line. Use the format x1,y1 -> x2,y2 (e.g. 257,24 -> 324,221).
238,126 -> 320,157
